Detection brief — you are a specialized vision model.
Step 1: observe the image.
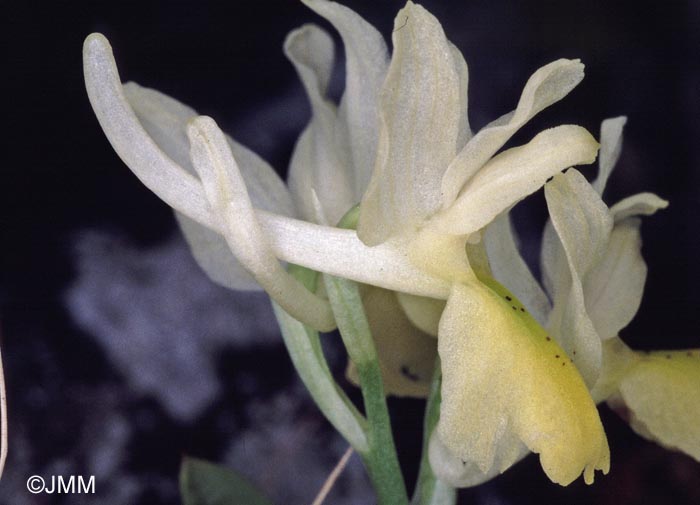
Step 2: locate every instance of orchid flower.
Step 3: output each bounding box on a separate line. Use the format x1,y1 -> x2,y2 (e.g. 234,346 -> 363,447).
545,117 -> 698,467
429,116 -> 699,488
83,0 -> 643,492
541,118 -> 699,465
347,1 -> 611,487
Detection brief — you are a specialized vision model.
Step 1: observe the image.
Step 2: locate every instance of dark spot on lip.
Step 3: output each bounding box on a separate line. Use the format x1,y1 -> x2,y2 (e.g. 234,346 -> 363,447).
505,296 -> 512,301
400,365 -> 420,382
562,362 -> 566,366
546,336 -> 551,341
666,354 -> 672,359
511,306 -> 517,310
687,351 -> 694,357
520,307 -> 525,312
573,350 -> 576,355
555,354 -> 560,359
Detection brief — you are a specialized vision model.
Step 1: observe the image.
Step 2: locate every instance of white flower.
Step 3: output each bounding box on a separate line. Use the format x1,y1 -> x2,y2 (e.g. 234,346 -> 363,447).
84,0 -> 612,487
348,2 -> 608,487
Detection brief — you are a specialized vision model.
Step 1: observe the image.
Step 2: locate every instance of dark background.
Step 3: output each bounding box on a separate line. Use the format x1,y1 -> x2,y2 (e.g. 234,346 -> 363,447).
3,0 -> 699,504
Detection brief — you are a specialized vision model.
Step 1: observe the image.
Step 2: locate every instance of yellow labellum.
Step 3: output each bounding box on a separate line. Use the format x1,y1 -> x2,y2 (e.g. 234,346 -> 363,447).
438,279 -> 610,485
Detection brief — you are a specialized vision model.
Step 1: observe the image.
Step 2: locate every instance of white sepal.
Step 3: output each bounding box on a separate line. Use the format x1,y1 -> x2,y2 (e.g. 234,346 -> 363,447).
441,58 -> 585,207
358,1 -> 462,245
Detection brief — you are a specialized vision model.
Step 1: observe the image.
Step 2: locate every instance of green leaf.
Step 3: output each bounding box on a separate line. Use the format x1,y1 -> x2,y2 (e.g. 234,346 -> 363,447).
180,457 -> 274,505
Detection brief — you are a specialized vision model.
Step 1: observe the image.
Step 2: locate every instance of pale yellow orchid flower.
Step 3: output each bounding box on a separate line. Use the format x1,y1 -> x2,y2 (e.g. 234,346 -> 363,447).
83,0 -> 612,489
348,1 -> 609,488
430,116 -> 699,488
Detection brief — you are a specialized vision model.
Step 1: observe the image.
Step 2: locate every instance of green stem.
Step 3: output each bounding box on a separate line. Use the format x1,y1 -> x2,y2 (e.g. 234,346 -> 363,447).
324,273 -> 408,505
411,358 -> 456,505
278,207 -> 407,504
273,265 -> 369,452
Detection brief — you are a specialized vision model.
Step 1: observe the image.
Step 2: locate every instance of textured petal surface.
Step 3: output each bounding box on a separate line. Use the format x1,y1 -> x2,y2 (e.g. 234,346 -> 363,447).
83,33 -> 212,227
540,218 -> 568,303
175,213 -> 259,290
187,116 -> 335,331
396,292 -> 444,337
440,59 -> 585,207
612,349 -> 700,461
438,280 -> 609,486
545,169 -> 612,385
345,287 -> 437,397
483,212 -> 551,325
429,428 -> 528,488
122,82 -> 195,172
285,25 -> 354,224
583,218 -> 646,340
592,116 -> 627,195
589,337 -> 638,403
449,43 -> 472,148
358,1 -> 462,245
302,0 -> 389,198
430,125 -> 599,235
610,192 -> 669,222
123,82 -> 295,290
124,82 -> 295,215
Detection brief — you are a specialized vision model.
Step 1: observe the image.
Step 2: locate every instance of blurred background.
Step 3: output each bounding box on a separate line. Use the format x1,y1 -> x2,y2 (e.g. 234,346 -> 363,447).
3,0 -> 699,503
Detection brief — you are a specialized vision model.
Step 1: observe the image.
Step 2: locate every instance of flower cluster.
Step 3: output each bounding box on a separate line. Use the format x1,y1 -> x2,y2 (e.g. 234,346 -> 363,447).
83,0 -> 699,490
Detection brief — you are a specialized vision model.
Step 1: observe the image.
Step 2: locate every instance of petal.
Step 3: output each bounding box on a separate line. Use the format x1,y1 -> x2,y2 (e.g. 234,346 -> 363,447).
545,169 -> 612,385
483,212 -> 551,325
285,25 -> 355,224
589,337 -> 639,403
302,0 -> 390,198
345,287 -> 437,397
449,43 -> 473,148
357,1 -> 462,245
175,213 -> 260,290
610,192 -> 669,222
123,82 -> 296,290
440,59 -> 585,208
396,292 -> 444,337
610,349 -> 700,461
540,218 -> 568,302
187,116 -> 335,331
122,81 -> 195,172
438,281 -> 609,486
123,82 -> 296,217
83,33 -> 214,229
429,125 -> 599,236
429,427 -> 529,488
592,116 -> 627,195
583,218 -> 647,340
